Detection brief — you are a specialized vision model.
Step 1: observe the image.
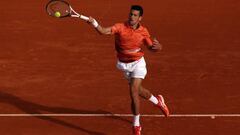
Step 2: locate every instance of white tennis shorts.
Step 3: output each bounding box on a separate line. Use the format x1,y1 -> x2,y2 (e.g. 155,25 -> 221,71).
116,57 -> 147,80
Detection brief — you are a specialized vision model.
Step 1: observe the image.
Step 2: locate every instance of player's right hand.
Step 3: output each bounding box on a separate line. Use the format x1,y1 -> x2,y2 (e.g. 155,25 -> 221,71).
88,16 -> 94,23
87,16 -> 99,28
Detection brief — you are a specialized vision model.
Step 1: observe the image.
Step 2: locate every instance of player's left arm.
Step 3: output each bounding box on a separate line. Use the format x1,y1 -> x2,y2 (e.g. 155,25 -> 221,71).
149,38 -> 162,51
144,37 -> 162,52
143,28 -> 162,51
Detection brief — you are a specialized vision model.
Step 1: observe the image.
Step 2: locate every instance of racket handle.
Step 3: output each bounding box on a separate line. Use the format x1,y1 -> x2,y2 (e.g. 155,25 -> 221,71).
80,15 -> 89,21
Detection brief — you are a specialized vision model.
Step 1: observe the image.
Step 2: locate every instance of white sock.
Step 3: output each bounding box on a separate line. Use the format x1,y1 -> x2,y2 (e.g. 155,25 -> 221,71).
149,95 -> 158,105
133,114 -> 140,126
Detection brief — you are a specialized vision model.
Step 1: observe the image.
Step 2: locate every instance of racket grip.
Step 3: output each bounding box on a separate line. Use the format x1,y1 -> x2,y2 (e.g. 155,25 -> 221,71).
80,15 -> 89,21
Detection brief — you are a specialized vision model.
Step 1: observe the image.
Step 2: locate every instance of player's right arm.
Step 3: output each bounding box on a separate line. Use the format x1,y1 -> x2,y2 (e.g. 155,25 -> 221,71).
88,17 -> 112,35
95,25 -> 112,35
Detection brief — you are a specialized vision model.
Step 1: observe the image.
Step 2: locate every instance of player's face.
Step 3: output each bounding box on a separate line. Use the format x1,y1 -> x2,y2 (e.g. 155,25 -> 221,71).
128,10 -> 142,26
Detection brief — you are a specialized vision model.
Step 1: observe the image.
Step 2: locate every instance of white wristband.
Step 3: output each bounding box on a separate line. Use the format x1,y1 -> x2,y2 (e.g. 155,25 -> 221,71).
92,19 -> 99,28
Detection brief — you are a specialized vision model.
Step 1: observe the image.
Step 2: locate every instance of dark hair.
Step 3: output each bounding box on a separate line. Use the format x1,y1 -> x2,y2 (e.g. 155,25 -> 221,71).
131,5 -> 143,16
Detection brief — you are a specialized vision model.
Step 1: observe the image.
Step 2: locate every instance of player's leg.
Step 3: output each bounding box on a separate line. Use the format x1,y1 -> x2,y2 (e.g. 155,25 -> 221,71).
129,78 -> 142,135
129,78 -> 142,116
139,86 -> 158,104
139,86 -> 151,99
129,57 -> 148,134
139,85 -> 170,117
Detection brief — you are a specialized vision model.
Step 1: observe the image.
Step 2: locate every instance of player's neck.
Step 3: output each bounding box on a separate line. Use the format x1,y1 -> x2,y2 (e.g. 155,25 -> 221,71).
129,23 -> 140,30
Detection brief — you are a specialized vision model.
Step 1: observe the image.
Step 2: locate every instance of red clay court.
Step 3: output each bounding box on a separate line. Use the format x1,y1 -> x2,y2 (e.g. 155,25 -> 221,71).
0,0 -> 240,135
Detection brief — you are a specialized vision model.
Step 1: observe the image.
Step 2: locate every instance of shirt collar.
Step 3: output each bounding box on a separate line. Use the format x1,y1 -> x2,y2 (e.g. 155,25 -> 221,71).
125,22 -> 143,31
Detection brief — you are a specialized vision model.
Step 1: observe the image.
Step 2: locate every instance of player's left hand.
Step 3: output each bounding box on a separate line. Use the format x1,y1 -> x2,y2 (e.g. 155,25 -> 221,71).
151,38 -> 162,51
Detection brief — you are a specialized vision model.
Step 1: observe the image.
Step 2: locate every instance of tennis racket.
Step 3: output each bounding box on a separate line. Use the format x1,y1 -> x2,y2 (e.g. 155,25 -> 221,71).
46,0 -> 89,21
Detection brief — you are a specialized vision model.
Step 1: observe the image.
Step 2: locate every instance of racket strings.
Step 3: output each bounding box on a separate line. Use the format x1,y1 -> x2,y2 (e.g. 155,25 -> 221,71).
46,1 -> 71,17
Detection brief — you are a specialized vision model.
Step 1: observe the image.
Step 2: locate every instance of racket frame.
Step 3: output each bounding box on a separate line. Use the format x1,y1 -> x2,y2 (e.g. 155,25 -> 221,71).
46,0 -> 89,21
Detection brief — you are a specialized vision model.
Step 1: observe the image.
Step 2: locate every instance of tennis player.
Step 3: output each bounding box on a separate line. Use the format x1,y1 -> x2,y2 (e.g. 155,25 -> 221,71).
88,5 -> 170,135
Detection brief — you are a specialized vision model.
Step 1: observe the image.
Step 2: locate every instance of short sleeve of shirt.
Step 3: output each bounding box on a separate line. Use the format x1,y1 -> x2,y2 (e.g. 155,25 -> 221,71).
143,28 -> 153,46
111,23 -> 123,35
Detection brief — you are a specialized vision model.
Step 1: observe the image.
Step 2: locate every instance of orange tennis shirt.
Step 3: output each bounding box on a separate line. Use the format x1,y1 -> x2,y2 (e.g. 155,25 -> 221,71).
111,22 -> 153,63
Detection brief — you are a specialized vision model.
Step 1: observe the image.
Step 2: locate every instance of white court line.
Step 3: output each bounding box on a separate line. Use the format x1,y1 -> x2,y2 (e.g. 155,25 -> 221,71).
0,114 -> 240,117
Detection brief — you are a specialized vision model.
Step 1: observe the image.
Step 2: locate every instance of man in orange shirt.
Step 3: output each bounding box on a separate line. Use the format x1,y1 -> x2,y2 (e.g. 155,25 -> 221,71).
88,5 -> 169,135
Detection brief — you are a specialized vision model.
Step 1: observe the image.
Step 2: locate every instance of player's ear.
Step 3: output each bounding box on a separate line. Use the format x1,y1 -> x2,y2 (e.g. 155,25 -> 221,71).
139,16 -> 142,21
